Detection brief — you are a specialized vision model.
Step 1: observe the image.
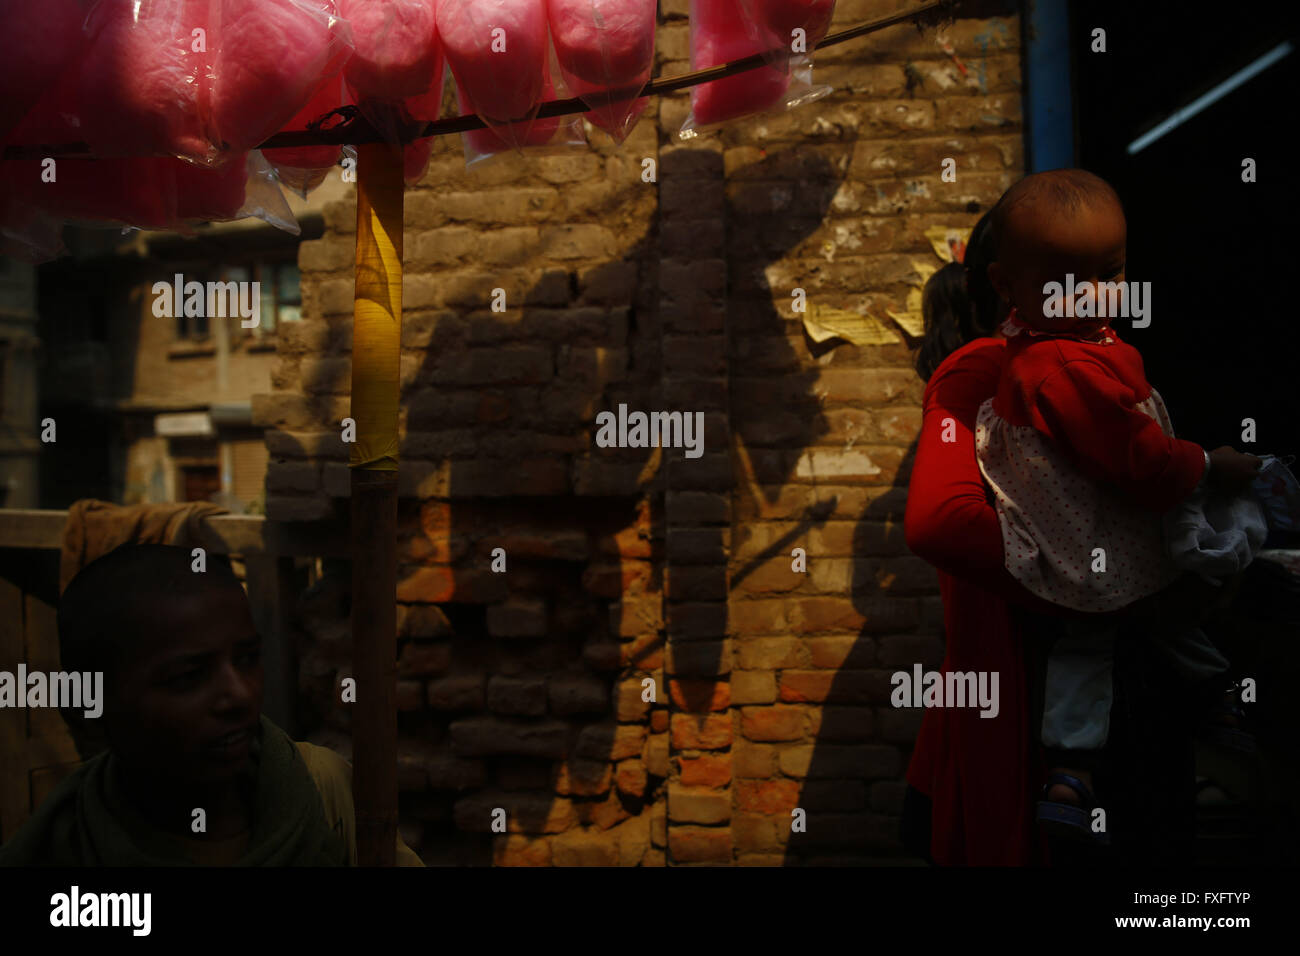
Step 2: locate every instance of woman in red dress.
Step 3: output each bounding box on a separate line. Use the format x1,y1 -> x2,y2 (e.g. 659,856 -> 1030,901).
902,211 -> 1059,864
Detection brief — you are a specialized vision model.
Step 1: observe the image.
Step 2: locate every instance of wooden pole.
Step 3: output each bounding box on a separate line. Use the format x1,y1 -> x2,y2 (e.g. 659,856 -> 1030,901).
349,141 -> 404,866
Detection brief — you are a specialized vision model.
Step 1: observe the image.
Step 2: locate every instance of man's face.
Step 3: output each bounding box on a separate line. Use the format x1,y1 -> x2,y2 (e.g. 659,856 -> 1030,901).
989,199 -> 1128,333
105,585 -> 263,791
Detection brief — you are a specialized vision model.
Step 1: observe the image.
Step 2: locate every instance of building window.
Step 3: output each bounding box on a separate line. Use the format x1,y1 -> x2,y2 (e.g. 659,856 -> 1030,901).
175,285 -> 211,341
168,260 -> 301,342
256,261 -> 302,335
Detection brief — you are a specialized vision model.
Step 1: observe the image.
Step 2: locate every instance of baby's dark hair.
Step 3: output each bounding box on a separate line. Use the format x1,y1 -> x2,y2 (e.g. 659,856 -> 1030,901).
914,209 -> 1006,381
990,168 -> 1123,257
58,543 -> 243,679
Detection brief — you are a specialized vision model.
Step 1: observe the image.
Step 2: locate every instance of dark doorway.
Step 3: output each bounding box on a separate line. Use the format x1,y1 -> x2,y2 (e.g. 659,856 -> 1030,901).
1069,2 -> 1298,456
1067,1 -> 1299,865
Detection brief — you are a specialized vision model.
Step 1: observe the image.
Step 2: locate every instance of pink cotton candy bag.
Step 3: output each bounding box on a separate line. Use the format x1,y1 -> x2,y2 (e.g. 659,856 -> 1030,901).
77,0 -> 351,165
210,0 -> 353,153
740,0 -> 836,70
680,0 -> 831,138
79,0 -> 214,162
548,0 -> 655,144
264,73 -> 352,197
438,0 -> 585,165
437,0 -> 549,122
341,0 -> 440,99
456,40 -> 587,168
338,0 -> 444,185
0,150 -> 298,263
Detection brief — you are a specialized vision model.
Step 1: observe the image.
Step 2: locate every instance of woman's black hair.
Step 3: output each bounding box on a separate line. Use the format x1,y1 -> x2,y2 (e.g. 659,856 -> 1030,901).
913,208 -> 1008,381
914,261 -> 968,382
963,209 -> 1004,337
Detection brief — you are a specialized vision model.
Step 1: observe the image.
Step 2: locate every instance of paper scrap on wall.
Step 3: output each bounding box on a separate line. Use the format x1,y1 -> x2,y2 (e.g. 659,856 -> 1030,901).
802,303 -> 901,346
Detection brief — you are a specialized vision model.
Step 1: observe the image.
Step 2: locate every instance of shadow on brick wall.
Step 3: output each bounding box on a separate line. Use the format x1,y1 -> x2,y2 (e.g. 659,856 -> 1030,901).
781,438 -> 925,864
281,142 -> 844,864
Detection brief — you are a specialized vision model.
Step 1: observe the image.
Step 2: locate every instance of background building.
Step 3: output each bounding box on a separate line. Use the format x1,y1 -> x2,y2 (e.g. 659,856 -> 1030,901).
31,179 -> 350,512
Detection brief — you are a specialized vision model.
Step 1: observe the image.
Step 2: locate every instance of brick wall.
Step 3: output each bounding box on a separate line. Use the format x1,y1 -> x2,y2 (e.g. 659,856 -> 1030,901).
255,0 -> 1024,865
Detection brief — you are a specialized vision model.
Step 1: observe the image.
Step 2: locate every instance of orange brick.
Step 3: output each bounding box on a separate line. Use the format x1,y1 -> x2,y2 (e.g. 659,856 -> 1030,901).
733,743 -> 777,778
615,760 -> 648,797
680,753 -> 732,788
778,671 -> 835,703
668,678 -> 730,712
740,705 -> 808,742
622,633 -> 665,670
669,826 -> 733,863
587,791 -> 633,830
735,779 -> 801,814
807,635 -> 860,669
791,598 -> 865,633
670,713 -> 732,750
732,813 -> 782,853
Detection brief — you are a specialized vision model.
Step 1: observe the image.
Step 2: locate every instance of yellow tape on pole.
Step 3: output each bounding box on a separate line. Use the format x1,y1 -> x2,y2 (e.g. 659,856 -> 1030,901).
350,142 -> 404,471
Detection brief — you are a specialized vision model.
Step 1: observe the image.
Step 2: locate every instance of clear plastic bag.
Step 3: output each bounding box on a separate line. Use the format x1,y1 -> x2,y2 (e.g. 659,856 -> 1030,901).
458,38 -> 587,168
232,151 -> 301,234
397,79 -> 445,185
77,0 -> 351,165
348,80 -> 443,187
1,157 -> 179,231
737,0 -> 836,72
437,0 -> 553,150
0,194 -> 64,263
210,0 -> 354,154
265,73 -> 353,197
340,0 -> 441,100
0,150 -> 298,263
170,149 -> 299,235
678,0 -> 831,139
338,0 -> 444,185
79,0 -> 216,163
548,0 -> 656,145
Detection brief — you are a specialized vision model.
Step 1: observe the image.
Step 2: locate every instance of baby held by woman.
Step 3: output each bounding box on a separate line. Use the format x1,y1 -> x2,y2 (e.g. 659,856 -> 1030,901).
975,169 -> 1262,842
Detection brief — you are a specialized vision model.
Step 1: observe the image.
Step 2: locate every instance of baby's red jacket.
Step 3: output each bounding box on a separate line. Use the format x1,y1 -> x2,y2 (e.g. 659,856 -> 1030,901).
992,330 -> 1206,513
